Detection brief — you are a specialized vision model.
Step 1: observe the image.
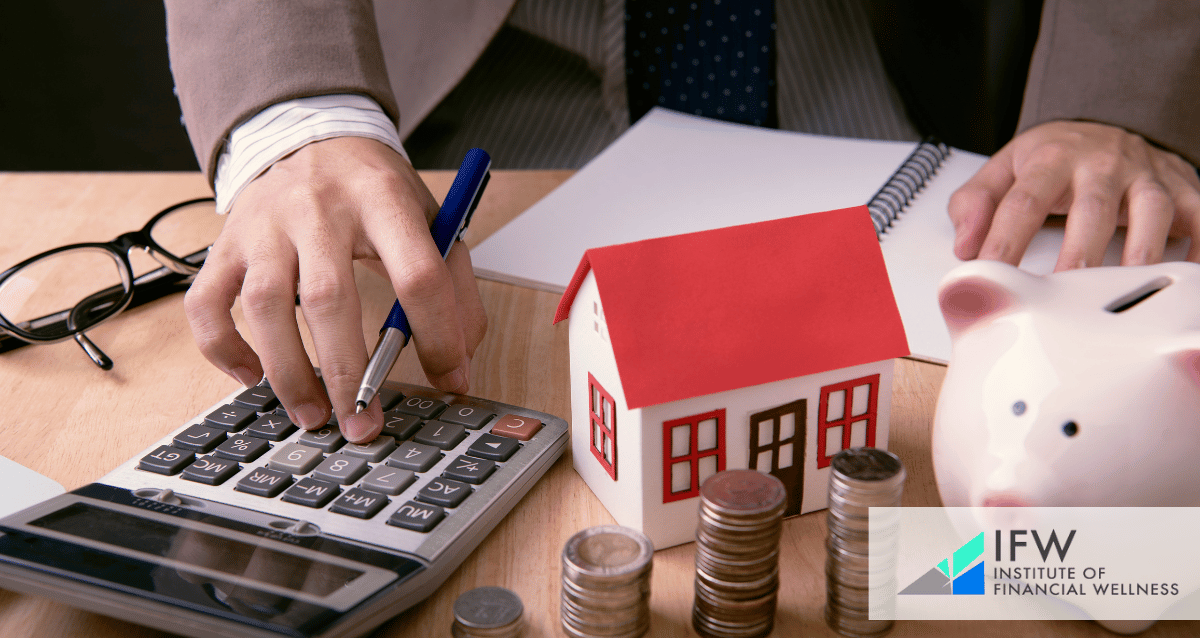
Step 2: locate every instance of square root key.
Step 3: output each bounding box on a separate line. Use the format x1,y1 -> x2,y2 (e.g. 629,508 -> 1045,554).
172,424 -> 227,453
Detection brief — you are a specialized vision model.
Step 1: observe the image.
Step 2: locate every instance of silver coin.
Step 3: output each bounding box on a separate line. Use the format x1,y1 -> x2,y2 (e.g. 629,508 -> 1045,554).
699,470 -> 787,516
563,526 -> 654,581
829,448 -> 904,482
452,586 -> 524,630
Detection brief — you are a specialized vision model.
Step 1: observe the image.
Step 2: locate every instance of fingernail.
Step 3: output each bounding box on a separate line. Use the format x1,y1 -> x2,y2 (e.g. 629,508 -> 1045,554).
433,367 -> 468,394
343,411 -> 377,443
293,403 -> 326,429
231,367 -> 260,387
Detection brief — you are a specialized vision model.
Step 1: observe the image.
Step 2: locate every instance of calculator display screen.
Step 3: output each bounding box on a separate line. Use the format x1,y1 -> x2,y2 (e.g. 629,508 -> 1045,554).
31,503 -> 365,597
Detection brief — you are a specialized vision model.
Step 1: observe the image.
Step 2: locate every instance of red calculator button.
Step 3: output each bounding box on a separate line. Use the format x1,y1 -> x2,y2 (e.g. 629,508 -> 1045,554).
489,415 -> 542,441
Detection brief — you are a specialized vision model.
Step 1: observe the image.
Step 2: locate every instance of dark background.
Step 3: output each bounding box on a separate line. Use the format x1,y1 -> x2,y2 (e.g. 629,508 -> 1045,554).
0,1 -> 1040,172
0,2 -> 198,171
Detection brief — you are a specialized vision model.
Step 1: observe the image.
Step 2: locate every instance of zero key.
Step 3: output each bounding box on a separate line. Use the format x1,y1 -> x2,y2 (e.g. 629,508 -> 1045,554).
489,414 -> 542,441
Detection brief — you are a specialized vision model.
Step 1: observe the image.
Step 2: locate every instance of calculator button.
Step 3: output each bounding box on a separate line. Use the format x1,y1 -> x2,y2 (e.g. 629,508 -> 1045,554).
268,443 -> 325,474
378,387 -> 405,411
298,426 -> 345,453
360,467 -> 415,495
440,404 -> 495,430
386,442 -> 443,472
172,424 -> 227,453
213,435 -> 271,462
181,455 -> 241,485
233,386 -> 278,412
281,478 -> 341,508
388,501 -> 444,532
329,488 -> 390,519
339,436 -> 397,462
311,455 -> 369,485
466,433 -> 521,462
235,467 -> 294,497
380,411 -> 422,441
245,414 -> 297,441
138,446 -> 195,475
442,456 -> 496,485
393,395 -> 447,419
412,421 -> 467,450
416,477 -> 472,507
203,404 -> 257,431
489,415 -> 542,441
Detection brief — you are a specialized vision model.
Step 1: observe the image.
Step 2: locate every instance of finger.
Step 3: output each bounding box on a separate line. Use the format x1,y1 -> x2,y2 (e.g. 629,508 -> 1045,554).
239,251 -> 326,429
977,157 -> 1072,266
948,144 -> 1017,260
1154,155 -> 1200,262
1120,175 -> 1175,266
446,241 -> 488,361
366,212 -> 470,395
295,243 -> 379,442
184,248 -> 262,387
1055,173 -> 1123,271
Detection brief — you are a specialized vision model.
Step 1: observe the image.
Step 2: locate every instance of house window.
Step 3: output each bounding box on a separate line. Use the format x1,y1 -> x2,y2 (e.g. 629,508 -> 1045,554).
588,373 -> 617,479
817,374 -> 880,468
662,409 -> 726,503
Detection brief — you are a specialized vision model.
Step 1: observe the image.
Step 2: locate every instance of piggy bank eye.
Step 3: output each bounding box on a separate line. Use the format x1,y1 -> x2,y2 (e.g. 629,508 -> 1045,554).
1012,401 -> 1026,416
1062,421 -> 1079,437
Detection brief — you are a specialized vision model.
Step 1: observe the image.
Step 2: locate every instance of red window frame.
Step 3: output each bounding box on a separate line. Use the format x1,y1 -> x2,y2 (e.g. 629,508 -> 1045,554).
662,409 -> 726,503
817,374 -> 880,468
588,373 -> 617,480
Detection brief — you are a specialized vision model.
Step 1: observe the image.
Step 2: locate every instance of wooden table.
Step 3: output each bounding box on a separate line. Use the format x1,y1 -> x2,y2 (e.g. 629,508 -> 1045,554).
0,171 -> 1191,637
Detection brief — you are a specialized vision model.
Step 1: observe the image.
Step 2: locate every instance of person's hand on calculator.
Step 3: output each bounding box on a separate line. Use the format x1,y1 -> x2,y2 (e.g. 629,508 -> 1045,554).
184,138 -> 488,444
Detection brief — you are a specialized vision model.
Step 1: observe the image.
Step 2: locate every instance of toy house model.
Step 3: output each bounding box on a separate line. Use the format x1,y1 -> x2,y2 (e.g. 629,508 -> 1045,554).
553,206 -> 910,549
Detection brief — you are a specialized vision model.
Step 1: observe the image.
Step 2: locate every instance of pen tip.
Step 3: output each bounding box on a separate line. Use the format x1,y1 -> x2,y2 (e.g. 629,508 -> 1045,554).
355,401 -> 367,414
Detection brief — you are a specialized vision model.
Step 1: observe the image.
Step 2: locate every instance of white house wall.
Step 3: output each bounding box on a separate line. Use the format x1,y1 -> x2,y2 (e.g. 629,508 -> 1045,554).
566,270 -> 645,532
639,359 -> 896,549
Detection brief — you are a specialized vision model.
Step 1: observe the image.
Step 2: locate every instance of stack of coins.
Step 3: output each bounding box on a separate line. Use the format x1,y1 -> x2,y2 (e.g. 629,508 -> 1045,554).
824,447 -> 906,638
560,525 -> 654,638
692,469 -> 787,638
451,586 -> 524,638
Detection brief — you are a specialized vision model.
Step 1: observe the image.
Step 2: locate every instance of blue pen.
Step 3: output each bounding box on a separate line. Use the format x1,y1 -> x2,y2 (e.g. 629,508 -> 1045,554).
355,148 -> 491,412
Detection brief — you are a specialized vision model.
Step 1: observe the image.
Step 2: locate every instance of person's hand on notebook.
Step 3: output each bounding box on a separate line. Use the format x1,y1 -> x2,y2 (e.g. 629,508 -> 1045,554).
184,137 -> 487,443
949,120 -> 1200,270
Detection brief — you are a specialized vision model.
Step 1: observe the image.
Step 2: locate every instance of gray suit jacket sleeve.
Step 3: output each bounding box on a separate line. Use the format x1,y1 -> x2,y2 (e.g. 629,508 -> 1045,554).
164,0 -> 398,183
1018,0 -> 1200,167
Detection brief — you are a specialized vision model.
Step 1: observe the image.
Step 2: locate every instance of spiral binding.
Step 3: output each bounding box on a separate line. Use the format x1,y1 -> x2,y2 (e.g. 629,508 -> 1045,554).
867,138 -> 950,238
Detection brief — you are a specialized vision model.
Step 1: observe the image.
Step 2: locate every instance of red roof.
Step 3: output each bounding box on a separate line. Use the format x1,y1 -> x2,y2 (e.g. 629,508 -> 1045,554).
554,206 -> 909,409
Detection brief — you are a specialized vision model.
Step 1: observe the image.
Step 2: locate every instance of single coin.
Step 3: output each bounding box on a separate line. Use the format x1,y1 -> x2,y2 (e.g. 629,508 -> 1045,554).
829,448 -> 904,483
563,525 -> 654,580
699,470 -> 787,516
453,586 -> 524,629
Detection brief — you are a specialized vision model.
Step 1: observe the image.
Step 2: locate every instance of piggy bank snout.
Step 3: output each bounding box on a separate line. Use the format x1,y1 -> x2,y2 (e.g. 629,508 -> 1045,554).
979,491 -> 1032,508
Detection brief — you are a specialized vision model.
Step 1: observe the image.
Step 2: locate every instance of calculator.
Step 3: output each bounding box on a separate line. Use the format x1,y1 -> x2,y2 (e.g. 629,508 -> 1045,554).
0,375 -> 567,638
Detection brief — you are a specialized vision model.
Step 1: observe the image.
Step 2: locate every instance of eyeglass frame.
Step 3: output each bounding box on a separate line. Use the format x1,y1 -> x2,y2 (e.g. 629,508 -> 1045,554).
0,197 -> 218,370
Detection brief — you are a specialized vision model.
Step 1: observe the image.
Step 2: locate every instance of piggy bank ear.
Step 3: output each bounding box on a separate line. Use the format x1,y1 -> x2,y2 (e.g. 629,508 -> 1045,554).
938,261 -> 1031,336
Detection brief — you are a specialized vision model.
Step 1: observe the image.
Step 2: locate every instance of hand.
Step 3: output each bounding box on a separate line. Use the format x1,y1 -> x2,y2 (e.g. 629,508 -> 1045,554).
949,120 -> 1200,271
185,137 -> 488,443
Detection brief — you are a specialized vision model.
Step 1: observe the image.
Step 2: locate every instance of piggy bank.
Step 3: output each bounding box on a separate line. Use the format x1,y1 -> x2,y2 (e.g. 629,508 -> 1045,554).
931,259 -> 1200,633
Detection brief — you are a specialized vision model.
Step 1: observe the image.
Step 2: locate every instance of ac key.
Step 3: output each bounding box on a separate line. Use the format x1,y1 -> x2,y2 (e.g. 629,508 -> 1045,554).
416,477 -> 471,507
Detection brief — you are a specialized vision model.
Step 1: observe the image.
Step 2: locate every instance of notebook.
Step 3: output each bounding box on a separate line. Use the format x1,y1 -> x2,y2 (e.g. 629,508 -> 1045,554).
470,108 -> 1189,363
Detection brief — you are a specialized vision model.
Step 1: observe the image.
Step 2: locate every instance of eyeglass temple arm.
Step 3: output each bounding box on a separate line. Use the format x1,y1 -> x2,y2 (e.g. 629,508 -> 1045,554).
74,332 -> 113,370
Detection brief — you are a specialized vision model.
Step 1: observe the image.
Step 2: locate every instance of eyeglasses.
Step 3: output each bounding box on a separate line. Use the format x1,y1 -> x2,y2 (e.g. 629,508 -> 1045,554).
0,198 -> 222,369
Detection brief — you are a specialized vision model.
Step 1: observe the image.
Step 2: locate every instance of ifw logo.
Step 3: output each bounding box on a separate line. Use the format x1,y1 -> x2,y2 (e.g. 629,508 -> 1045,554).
899,532 -> 984,595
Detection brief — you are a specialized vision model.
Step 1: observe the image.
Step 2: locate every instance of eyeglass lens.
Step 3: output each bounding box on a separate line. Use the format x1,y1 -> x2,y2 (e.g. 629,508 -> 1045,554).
148,199 -> 224,266
0,247 -> 129,339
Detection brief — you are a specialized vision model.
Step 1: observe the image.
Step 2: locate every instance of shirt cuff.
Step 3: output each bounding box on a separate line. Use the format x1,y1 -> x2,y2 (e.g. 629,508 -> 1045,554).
212,94 -> 408,214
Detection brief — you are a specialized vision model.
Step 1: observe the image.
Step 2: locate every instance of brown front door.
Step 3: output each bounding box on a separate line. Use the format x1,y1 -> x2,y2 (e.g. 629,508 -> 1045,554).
749,399 -> 806,517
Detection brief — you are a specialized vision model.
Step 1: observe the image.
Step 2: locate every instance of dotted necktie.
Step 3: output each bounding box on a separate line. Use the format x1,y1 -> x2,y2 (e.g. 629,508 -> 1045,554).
625,0 -> 776,127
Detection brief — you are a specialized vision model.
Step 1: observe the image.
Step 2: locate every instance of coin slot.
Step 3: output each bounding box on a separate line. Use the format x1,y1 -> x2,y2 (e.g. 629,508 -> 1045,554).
1105,276 -> 1170,313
